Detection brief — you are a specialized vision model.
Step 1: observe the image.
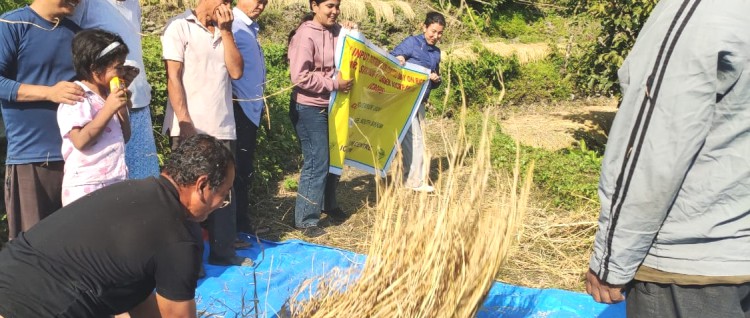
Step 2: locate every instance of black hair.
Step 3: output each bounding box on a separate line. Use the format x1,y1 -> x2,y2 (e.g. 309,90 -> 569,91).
287,0 -> 335,44
163,134 -> 235,190
424,11 -> 446,27
287,12 -> 315,45
72,29 -> 129,83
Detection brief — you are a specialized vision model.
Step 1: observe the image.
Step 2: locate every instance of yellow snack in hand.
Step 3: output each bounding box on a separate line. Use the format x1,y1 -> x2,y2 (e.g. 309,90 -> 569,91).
109,76 -> 122,92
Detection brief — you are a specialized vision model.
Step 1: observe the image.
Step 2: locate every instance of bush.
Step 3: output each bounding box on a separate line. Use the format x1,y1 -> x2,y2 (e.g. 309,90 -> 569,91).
251,43 -> 300,193
141,35 -> 170,165
0,0 -> 26,13
574,0 -> 658,95
494,12 -> 534,40
430,45 -> 514,114
430,45 -> 577,115
505,53 -> 574,104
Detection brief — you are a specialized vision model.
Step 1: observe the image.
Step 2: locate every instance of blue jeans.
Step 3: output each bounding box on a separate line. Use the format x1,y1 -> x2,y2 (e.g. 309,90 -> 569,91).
289,101 -> 339,228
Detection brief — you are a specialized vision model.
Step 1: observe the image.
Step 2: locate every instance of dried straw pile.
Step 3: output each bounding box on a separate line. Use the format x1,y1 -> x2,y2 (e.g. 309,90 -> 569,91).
447,42 -> 553,64
285,110 -> 533,318
266,0 -> 415,23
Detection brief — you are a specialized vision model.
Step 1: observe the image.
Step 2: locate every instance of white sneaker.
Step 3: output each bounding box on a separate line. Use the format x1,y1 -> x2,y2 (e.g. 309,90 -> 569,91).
408,184 -> 435,193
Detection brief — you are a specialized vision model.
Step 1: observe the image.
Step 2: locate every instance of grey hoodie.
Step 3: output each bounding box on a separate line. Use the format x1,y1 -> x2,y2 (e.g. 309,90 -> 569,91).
590,0 -> 750,285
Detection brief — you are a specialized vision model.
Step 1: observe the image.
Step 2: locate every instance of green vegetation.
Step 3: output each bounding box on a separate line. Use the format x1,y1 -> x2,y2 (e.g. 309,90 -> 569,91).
0,0 -> 661,242
431,47 -> 575,113
505,54 -> 574,105
463,112 -> 600,210
141,36 -> 170,165
431,46 -> 512,113
495,12 -> 537,40
574,0 -> 659,95
283,177 -> 299,191
0,0 -> 26,13
250,43 -> 300,192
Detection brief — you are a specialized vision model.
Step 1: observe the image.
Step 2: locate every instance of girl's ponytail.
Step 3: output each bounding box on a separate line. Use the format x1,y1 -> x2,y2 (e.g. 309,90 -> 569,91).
287,11 -> 315,45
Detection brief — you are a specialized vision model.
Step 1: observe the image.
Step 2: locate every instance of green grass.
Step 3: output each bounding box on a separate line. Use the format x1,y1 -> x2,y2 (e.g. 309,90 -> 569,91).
283,178 -> 298,191
463,111 -> 601,210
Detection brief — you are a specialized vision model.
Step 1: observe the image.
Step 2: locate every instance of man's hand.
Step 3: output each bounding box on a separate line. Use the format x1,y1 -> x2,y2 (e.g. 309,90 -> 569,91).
47,81 -> 85,104
585,269 -> 626,304
215,3 -> 234,32
178,121 -> 197,139
121,65 -> 140,88
429,72 -> 441,83
395,55 -> 406,66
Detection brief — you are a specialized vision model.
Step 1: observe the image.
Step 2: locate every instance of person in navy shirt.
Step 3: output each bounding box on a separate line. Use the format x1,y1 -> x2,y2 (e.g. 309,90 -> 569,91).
0,0 -> 85,239
391,11 -> 445,193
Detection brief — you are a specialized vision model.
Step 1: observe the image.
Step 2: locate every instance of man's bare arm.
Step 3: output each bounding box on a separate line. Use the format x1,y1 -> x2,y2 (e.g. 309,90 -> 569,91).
155,293 -> 197,318
16,82 -> 84,104
126,292 -> 197,318
165,60 -> 196,138
216,4 -> 243,79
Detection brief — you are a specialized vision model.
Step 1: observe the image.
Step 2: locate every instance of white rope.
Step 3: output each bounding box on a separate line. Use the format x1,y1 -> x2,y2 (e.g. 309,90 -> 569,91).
0,17 -> 60,31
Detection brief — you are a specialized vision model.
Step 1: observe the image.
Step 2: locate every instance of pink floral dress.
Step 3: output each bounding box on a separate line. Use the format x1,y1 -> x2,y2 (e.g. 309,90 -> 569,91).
58,81 -> 128,206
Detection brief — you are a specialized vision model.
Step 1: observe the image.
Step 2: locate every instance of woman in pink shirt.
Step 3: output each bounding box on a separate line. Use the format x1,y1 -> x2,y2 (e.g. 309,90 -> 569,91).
58,29 -> 132,206
288,0 -> 356,237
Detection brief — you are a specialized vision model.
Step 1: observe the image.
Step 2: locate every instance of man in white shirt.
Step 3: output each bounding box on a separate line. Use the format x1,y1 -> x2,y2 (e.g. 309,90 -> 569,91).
161,0 -> 247,267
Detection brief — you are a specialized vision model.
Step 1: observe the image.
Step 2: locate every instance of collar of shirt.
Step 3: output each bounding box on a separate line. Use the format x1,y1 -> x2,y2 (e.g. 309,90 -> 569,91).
417,34 -> 437,51
77,81 -> 95,96
232,7 -> 255,28
75,81 -> 105,107
232,8 -> 260,44
184,9 -> 222,42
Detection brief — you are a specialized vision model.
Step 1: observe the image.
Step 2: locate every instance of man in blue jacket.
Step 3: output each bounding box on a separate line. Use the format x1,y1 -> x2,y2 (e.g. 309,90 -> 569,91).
587,0 -> 750,316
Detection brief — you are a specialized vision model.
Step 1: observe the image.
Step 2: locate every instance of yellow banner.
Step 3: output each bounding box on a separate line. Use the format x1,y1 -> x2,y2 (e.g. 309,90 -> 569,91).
329,30 -> 430,176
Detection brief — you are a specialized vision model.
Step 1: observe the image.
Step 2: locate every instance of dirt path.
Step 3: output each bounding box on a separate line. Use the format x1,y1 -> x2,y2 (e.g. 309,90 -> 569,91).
500,98 -> 618,152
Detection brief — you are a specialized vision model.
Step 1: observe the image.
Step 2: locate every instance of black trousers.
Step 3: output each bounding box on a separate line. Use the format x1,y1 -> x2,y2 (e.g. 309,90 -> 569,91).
233,102 -> 259,233
171,137 -> 237,261
627,280 -> 750,318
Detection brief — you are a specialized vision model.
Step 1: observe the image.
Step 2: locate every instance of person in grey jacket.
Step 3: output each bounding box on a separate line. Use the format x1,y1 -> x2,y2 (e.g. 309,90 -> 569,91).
586,0 -> 750,316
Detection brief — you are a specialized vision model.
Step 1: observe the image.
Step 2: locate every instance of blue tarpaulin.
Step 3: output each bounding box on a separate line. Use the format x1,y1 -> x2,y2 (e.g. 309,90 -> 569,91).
196,235 -> 625,317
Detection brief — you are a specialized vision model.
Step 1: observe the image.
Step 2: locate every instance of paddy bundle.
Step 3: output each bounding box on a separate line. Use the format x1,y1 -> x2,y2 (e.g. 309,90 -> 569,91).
286,110 -> 533,318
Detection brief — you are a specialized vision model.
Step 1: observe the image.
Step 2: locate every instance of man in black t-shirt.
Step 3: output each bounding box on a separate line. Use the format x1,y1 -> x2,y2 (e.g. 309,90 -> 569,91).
0,134 -> 235,318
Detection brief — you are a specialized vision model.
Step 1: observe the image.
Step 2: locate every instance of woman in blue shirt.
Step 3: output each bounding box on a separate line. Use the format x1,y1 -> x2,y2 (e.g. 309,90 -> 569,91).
391,12 -> 445,193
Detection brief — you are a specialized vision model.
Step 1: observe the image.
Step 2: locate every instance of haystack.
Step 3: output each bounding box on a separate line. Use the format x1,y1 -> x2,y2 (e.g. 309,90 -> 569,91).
266,0 -> 415,23
284,109 -> 534,318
